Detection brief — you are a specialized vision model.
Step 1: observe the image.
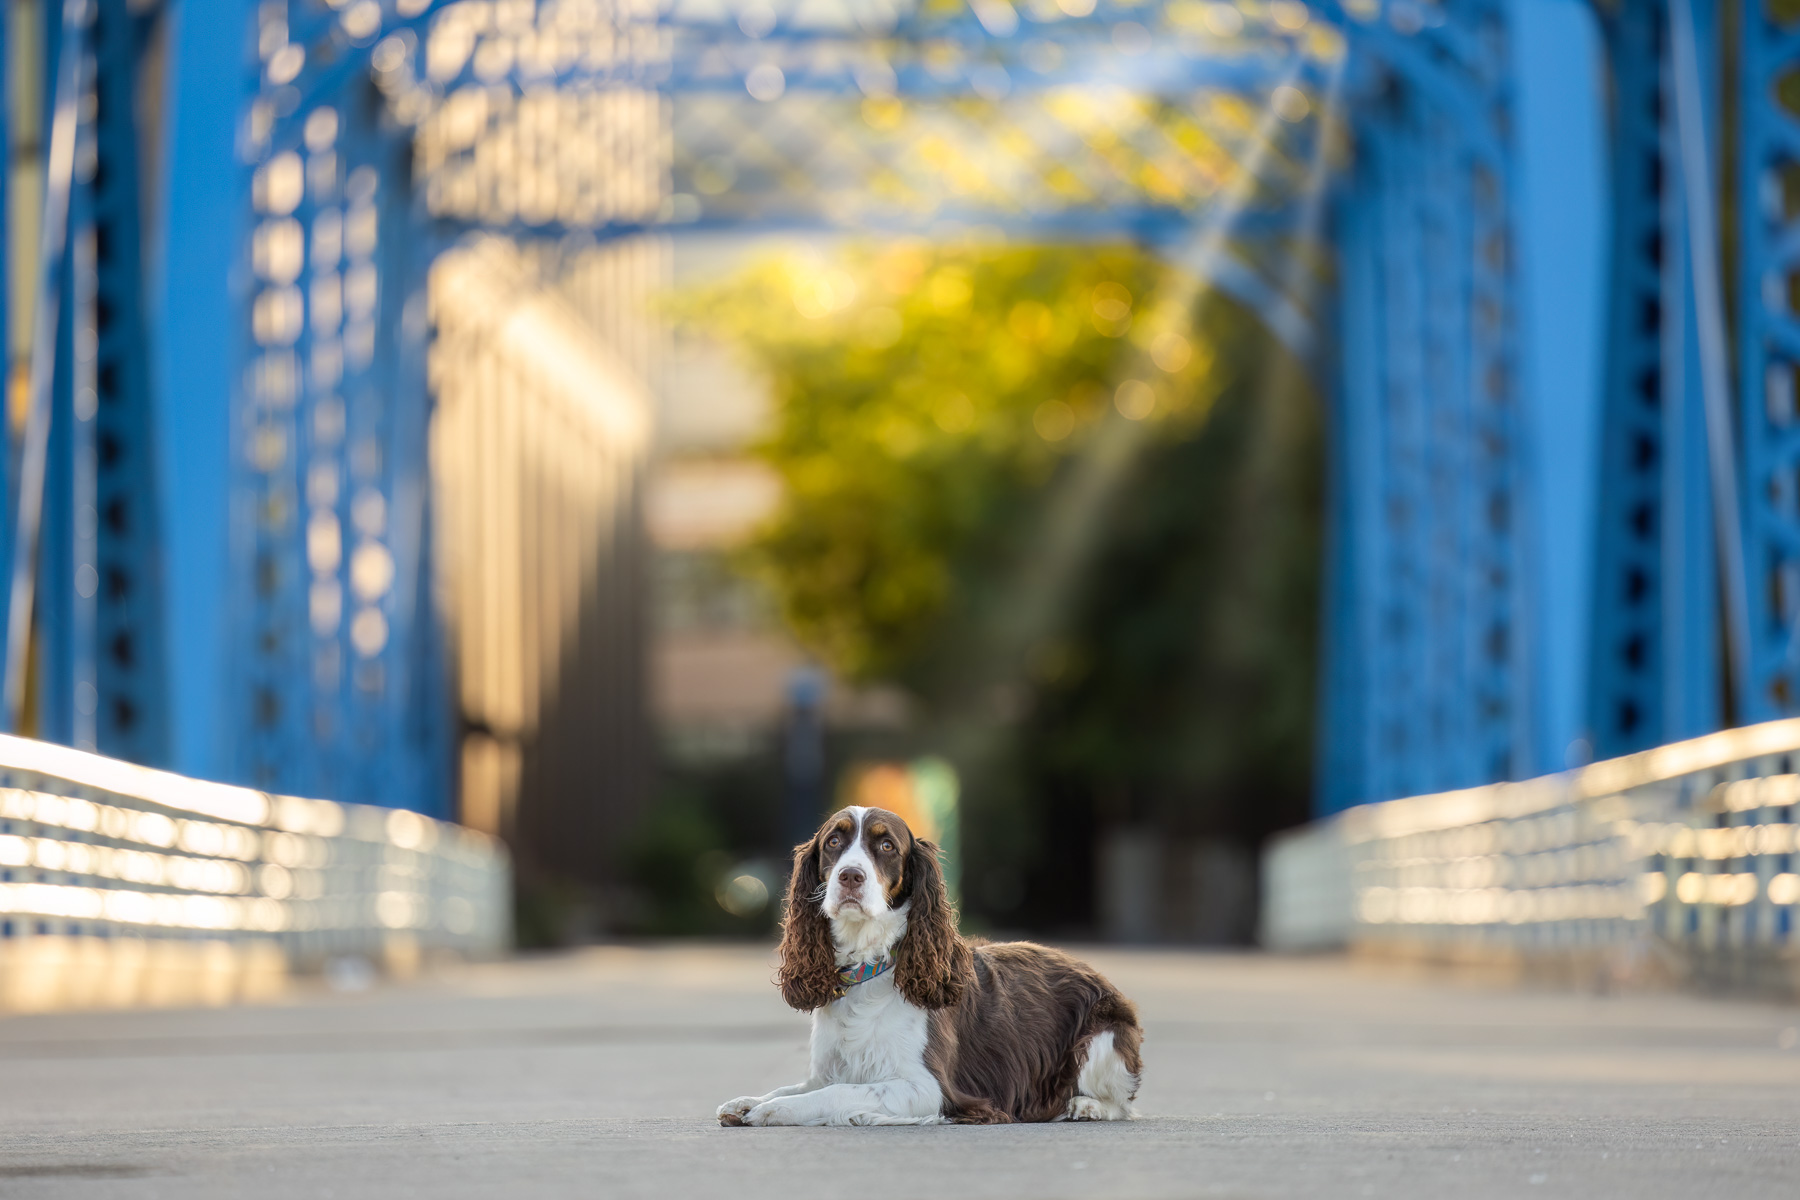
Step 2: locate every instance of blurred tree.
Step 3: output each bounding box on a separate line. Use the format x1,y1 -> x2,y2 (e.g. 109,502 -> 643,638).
674,242 -> 1321,936
676,245 -> 1230,682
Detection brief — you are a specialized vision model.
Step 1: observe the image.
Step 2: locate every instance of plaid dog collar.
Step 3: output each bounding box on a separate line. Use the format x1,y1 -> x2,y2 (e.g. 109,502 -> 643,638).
833,957 -> 893,998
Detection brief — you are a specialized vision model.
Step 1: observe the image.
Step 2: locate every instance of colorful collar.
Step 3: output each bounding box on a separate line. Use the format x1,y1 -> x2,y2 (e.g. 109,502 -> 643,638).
833,957 -> 893,998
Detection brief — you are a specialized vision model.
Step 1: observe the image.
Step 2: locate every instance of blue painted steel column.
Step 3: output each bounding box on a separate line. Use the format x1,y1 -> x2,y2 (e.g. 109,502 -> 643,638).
1508,0 -> 1606,772
1670,0 -> 1750,727
68,98 -> 95,754
226,1 -> 448,814
1319,2 -> 1534,811
35,0 -> 164,758
86,0 -> 169,763
1588,0 -> 1724,758
151,0 -> 253,782
38,196 -> 73,746
1737,0 -> 1800,720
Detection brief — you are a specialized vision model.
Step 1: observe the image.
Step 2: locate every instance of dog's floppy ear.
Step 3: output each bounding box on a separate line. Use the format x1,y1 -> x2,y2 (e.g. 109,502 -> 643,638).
894,837 -> 971,1010
776,830 -> 839,1011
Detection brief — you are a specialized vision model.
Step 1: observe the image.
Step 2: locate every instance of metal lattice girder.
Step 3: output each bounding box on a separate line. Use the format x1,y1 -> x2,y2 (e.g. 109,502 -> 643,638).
409,0 -> 1344,97
218,0 -> 1587,821
223,0 -> 1351,816
1587,0 -> 1724,761
1589,0 -> 1673,757
86,1 -> 169,763
3,1 -> 167,762
392,0 -> 1343,349
235,0 -> 448,813
1738,0 -> 1800,721
1318,0 -> 1529,810
414,86 -> 1326,232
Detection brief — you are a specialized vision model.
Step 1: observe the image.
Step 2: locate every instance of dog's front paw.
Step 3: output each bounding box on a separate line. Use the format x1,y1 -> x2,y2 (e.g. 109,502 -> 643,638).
743,1100 -> 803,1127
717,1096 -> 760,1126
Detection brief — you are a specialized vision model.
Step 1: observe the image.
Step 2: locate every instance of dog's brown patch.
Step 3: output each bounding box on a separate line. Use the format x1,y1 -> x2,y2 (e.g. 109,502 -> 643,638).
925,942 -> 1140,1124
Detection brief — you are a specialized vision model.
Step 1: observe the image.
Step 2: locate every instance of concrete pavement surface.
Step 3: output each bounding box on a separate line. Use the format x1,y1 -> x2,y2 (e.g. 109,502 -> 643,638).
0,945 -> 1797,1198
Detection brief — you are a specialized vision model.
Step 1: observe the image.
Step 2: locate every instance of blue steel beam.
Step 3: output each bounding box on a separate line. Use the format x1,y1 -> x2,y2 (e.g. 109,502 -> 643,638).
396,64 -> 1329,236
1318,0 -> 1537,811
1579,0 -> 1800,754
1737,0 -> 1800,721
397,28 -> 1335,351
1509,0 -> 1606,776
1589,0 -> 1680,758
85,0 -> 169,763
387,5 -> 1333,244
229,0 -> 447,813
153,0 -> 254,785
420,41 -> 1329,98
1588,0 -> 1724,759
0,2 -> 171,770
5,1 -> 167,762
411,0 -> 1339,95
1670,0 -> 1751,724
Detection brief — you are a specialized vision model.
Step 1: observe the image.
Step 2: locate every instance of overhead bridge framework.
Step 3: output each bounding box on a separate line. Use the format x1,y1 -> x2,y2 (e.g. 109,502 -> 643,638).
0,0 -> 1795,845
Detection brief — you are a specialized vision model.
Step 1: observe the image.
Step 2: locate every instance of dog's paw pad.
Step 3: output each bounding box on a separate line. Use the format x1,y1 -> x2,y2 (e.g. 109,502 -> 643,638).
716,1097 -> 759,1122
1067,1096 -> 1106,1121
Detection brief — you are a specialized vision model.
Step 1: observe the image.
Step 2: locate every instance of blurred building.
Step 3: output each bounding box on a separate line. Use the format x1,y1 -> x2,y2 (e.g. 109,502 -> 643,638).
647,260 -> 787,758
429,236 -> 656,902
650,239 -> 910,777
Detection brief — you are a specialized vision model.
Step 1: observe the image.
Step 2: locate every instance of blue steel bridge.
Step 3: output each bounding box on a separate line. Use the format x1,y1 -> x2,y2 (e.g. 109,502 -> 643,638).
0,0 -> 1788,873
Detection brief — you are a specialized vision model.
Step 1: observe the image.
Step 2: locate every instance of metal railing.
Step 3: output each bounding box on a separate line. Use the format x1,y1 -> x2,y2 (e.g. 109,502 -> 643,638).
1263,718 -> 1800,991
0,734 -> 508,1011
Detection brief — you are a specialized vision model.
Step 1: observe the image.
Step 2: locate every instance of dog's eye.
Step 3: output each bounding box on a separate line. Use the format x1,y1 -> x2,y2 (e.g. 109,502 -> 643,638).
826,835 -> 841,848
880,840 -> 894,853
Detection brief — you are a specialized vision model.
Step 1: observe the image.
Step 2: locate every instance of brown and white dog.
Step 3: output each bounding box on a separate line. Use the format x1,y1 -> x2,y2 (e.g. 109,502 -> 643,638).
717,806 -> 1143,1126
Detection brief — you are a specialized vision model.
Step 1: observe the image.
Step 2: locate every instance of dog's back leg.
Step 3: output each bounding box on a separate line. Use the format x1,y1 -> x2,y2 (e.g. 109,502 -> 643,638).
1064,1026 -> 1141,1121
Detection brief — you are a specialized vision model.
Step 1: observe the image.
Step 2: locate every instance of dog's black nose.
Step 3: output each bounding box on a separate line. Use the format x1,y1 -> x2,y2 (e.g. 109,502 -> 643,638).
838,866 -> 865,888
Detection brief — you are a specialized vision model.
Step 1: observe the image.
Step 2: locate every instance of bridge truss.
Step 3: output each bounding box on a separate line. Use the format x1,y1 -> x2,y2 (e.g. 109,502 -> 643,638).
3,0 -> 1798,831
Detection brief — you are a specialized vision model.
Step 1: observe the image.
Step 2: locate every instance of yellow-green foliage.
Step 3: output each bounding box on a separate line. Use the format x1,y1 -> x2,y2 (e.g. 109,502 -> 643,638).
673,242 -> 1228,684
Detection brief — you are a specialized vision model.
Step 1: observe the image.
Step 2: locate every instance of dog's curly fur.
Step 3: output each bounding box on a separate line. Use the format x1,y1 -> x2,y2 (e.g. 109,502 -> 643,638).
776,832 -> 839,1011
891,837 -> 971,1011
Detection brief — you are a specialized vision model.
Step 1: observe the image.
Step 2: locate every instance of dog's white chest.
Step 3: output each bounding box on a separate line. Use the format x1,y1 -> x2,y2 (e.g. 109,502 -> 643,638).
811,980 -> 929,1085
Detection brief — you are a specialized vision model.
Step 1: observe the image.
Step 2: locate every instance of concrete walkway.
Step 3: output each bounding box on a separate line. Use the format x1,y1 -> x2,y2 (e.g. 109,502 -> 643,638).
0,945 -> 1797,1198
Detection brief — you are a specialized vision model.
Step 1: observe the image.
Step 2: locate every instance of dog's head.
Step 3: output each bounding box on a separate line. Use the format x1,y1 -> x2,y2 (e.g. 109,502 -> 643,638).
775,806 -> 970,1013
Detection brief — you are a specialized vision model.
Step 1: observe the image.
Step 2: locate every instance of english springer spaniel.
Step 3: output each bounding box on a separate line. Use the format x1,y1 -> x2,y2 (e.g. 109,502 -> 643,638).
717,806 -> 1143,1126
